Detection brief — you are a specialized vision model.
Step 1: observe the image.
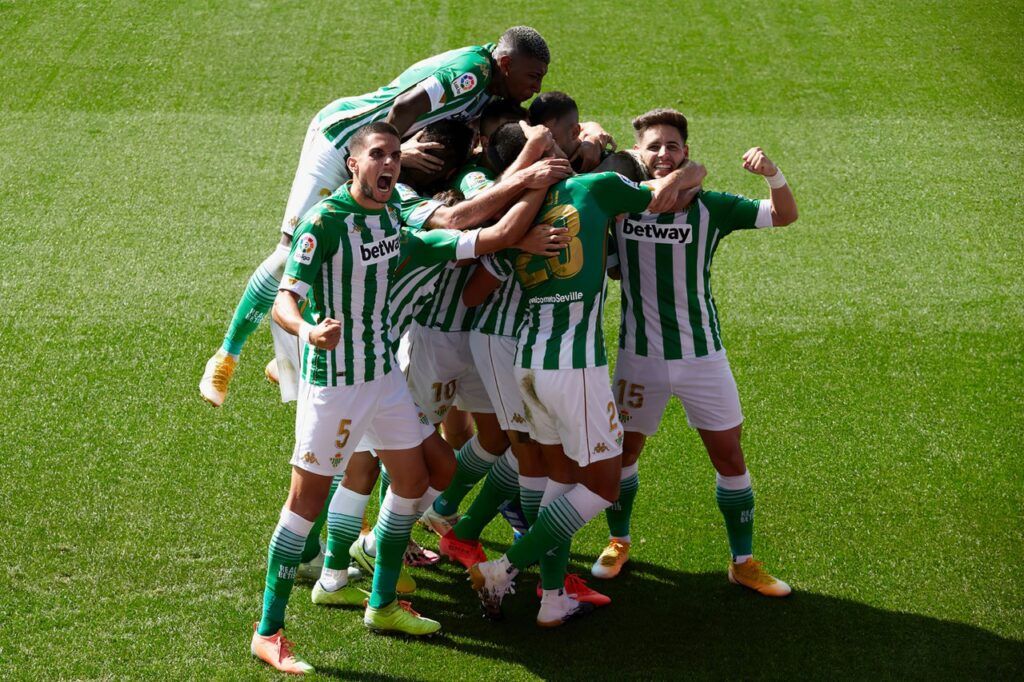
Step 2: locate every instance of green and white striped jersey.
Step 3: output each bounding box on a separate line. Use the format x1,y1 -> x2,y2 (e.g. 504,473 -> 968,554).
472,252 -> 528,338
416,263 -> 477,332
616,191 -> 771,359
316,44 -> 495,154
514,172 -> 652,370
281,183 -> 406,387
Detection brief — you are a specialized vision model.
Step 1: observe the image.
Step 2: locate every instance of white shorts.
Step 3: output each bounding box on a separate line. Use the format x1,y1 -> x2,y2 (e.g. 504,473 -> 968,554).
470,332 -> 531,433
406,324 -> 492,424
513,365 -> 623,467
290,371 -> 433,476
612,349 -> 743,434
280,117 -> 350,236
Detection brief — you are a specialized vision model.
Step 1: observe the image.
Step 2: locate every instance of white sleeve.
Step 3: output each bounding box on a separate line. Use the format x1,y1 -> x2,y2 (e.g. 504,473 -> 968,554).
754,199 -> 774,228
419,76 -> 445,111
456,229 -> 481,259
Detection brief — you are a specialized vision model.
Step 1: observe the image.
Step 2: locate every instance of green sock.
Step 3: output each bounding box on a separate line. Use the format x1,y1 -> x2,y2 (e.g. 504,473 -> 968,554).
506,495 -> 586,570
221,248 -> 286,356
257,511 -> 312,636
540,541 -> 570,590
451,453 -> 519,540
325,486 -> 369,571
378,466 -> 391,507
369,491 -> 417,608
433,437 -> 500,516
301,476 -> 340,563
519,484 -> 544,526
606,469 -> 639,539
716,480 -> 755,559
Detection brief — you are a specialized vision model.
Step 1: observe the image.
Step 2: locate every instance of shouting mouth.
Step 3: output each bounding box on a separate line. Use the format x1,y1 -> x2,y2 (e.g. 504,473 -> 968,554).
376,173 -> 394,192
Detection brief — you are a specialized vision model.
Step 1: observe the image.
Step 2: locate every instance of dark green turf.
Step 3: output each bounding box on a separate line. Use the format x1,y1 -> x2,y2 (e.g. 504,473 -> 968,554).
1,0 -> 1022,678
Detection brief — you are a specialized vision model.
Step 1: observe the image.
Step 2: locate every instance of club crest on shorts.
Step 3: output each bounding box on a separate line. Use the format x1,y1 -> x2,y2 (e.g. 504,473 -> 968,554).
330,453 -> 343,468
451,72 -> 478,96
294,234 -> 317,264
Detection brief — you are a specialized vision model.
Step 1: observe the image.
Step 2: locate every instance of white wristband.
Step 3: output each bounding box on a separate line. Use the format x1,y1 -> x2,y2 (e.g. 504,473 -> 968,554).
298,322 -> 314,345
766,169 -> 787,189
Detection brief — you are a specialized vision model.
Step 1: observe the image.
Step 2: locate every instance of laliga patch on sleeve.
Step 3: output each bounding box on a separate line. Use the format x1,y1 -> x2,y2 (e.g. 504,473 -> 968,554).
465,171 -> 492,191
396,182 -> 419,201
451,72 -> 478,97
294,233 -> 317,265
614,172 -> 641,190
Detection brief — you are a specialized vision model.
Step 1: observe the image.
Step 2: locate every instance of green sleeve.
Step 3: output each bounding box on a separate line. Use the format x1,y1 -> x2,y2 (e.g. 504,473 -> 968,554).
587,172 -> 653,216
700,190 -> 762,233
394,183 -> 442,228
281,210 -> 334,299
432,51 -> 491,109
480,248 -> 516,281
400,226 -> 460,267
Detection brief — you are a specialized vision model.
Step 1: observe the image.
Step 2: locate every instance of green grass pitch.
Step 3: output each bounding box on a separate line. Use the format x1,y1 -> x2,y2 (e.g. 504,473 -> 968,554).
1,0 -> 1022,678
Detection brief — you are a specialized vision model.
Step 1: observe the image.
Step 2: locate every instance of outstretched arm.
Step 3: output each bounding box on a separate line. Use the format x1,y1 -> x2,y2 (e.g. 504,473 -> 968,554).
425,157 -> 572,230
474,188 -> 547,255
742,147 -> 797,226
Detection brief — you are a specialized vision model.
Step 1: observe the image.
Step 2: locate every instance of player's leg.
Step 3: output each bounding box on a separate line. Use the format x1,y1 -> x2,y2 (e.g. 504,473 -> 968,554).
595,351 -> 670,577
680,353 -> 790,597
470,367 -> 620,623
294,474 -> 340,581
311,451 -> 378,606
441,406 -> 474,450
252,379 -> 371,672
358,372 -> 443,634
201,118 -> 344,406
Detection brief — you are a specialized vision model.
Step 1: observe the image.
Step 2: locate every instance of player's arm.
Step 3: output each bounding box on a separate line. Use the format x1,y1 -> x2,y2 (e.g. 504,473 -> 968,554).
271,220 -> 342,349
272,291 -> 341,350
644,160 -> 708,213
474,188 -> 549,255
499,121 -> 557,178
424,157 -> 571,230
388,87 -> 432,137
572,121 -> 616,172
742,147 -> 798,226
461,252 -> 514,307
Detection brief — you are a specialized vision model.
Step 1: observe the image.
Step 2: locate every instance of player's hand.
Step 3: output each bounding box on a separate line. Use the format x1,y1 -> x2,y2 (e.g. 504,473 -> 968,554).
518,158 -> 573,188
309,318 -> 342,350
646,160 -> 707,213
519,120 -> 555,151
401,131 -> 445,173
742,147 -> 778,177
570,140 -> 603,172
519,224 -> 570,256
579,121 -> 617,151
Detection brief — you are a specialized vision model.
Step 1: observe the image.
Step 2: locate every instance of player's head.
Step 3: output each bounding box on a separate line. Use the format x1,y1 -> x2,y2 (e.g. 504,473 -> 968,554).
478,99 -> 529,151
632,108 -> 689,178
529,91 -> 580,157
347,121 -> 401,204
432,188 -> 465,207
399,120 -> 475,193
492,26 -> 550,102
487,121 -> 532,174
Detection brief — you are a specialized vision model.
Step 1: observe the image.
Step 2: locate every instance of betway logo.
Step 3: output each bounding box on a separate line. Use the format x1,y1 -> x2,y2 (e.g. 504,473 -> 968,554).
359,235 -> 401,265
621,217 -> 692,245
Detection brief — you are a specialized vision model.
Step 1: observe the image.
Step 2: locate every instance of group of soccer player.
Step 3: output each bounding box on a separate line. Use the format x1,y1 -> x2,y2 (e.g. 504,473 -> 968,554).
197,26 -> 799,674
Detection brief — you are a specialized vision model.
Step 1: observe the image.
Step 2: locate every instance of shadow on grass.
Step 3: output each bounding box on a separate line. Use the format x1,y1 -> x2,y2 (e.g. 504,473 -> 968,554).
407,555 -> 1023,679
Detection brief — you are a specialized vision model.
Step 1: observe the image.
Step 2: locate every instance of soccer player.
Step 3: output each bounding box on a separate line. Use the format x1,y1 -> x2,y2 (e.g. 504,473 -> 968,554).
465,122 -> 704,627
312,180 -> 569,609
591,108 -> 797,597
250,123 -> 445,674
528,91 -> 612,172
200,26 -> 552,406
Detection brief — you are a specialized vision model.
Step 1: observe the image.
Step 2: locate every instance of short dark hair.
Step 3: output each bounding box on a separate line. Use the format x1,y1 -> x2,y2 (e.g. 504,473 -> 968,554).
480,99 -> 529,132
432,188 -> 465,207
631,108 -> 688,144
350,121 -> 400,154
486,121 -> 528,173
528,91 -> 578,126
495,26 -> 550,63
418,120 -> 474,168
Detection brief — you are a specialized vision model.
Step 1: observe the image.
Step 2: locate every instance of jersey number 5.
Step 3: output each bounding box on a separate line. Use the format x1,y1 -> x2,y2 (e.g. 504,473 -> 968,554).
513,204 -> 583,288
